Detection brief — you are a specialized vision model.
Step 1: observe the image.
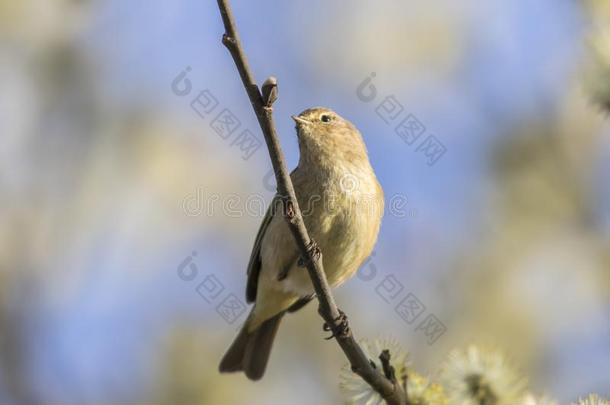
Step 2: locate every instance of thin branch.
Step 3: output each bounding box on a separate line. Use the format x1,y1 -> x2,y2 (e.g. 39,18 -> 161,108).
379,350 -> 396,382
215,1 -> 407,404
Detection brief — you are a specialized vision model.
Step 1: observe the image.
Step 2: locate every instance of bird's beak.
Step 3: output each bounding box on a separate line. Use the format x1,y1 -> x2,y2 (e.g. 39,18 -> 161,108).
291,115 -> 309,126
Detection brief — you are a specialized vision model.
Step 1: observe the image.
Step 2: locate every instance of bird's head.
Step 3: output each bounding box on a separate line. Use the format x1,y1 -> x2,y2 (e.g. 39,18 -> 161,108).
291,107 -> 368,166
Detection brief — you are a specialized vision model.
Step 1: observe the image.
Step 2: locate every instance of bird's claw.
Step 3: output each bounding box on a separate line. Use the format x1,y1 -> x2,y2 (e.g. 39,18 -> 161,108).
323,309 -> 350,340
298,239 -> 321,267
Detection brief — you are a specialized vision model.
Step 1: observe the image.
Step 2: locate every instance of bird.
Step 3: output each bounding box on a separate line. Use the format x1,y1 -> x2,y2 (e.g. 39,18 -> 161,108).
219,107 -> 384,380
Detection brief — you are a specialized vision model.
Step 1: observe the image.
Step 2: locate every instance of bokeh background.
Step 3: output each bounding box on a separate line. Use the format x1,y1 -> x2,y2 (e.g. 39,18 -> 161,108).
1,0 -> 609,404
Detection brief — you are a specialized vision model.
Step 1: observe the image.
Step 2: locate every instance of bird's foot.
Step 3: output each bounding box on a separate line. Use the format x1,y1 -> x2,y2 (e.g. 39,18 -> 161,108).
297,239 -> 321,267
323,309 -> 350,340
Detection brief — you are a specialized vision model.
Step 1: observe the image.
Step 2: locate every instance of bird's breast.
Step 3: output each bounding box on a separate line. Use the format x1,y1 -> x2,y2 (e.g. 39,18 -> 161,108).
294,164 -> 384,287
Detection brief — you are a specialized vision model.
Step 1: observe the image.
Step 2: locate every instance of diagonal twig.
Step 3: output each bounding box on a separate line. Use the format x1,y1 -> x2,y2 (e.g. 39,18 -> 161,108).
215,1 -> 407,404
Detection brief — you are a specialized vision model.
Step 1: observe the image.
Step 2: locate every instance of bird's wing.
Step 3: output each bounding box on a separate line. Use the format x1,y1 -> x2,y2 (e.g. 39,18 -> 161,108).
245,195 -> 279,303
245,197 -> 313,312
246,168 -> 305,304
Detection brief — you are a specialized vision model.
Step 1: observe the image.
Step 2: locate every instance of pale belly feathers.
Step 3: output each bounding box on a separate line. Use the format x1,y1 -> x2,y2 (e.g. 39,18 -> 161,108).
258,163 -> 383,297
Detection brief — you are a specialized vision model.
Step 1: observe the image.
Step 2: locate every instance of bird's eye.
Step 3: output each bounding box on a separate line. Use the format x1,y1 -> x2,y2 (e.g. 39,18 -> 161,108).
320,114 -> 332,123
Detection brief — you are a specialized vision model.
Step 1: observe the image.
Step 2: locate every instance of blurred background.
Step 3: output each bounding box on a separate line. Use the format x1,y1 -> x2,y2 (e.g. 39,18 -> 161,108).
1,0 -> 609,404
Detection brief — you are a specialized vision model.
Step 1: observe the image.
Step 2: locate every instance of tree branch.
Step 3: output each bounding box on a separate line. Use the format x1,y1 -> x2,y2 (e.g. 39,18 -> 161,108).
215,1 -> 407,403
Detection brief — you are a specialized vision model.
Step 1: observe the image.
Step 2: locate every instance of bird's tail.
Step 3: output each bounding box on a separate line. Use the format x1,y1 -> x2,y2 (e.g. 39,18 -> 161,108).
218,308 -> 284,381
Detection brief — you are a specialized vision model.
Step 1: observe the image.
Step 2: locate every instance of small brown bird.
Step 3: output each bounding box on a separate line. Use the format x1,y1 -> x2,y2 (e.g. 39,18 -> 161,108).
219,107 -> 384,380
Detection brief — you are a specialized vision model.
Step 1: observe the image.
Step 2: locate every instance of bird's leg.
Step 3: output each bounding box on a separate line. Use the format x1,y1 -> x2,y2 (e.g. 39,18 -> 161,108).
281,240 -> 320,281
297,239 -> 321,267
322,309 -> 350,340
